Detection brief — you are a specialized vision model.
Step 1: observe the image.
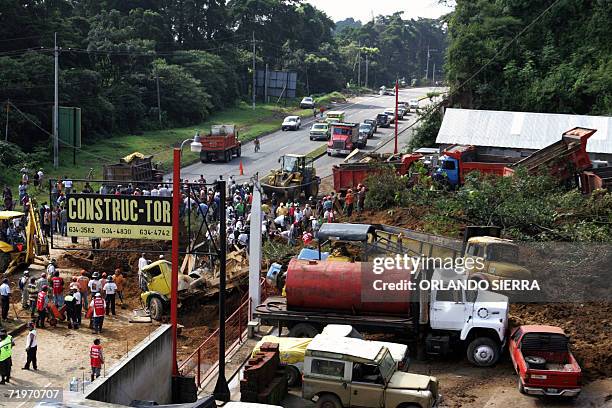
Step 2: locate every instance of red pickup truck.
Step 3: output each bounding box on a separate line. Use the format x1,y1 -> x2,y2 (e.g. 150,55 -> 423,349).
510,325 -> 582,398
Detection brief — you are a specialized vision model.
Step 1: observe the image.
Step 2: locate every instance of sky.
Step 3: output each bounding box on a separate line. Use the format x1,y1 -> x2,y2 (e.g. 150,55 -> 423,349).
305,0 -> 454,22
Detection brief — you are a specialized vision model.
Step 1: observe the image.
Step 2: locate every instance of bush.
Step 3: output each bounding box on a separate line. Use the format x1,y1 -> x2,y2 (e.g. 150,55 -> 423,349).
406,104 -> 443,151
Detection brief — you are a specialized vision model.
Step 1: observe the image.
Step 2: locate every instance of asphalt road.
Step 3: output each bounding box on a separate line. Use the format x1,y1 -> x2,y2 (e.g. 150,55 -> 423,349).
177,86 -> 442,185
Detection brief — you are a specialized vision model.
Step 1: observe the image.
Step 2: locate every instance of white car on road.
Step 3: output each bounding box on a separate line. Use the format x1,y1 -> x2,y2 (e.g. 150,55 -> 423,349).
409,99 -> 419,111
281,116 -> 301,131
300,97 -> 315,109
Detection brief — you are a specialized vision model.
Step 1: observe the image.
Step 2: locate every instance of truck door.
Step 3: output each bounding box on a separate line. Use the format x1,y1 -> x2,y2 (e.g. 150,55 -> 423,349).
438,157 -> 460,186
430,289 -> 468,331
349,363 -> 385,407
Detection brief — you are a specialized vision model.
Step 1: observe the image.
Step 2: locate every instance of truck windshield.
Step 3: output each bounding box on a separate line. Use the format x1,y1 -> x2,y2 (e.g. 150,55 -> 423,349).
441,159 -> 456,170
486,244 -> 519,262
378,350 -> 396,382
333,127 -> 353,136
313,124 -> 327,130
282,156 -> 299,172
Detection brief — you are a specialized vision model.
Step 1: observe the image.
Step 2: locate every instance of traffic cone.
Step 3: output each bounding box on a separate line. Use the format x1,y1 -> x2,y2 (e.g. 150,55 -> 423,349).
239,160 -> 244,176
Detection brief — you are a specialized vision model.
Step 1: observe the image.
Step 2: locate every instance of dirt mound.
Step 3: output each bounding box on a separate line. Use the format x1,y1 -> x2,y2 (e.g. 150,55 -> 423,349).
351,207 -> 433,231
510,302 -> 612,381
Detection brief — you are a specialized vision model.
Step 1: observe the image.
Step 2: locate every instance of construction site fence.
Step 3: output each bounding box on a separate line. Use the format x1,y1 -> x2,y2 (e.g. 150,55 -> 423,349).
178,278 -> 273,388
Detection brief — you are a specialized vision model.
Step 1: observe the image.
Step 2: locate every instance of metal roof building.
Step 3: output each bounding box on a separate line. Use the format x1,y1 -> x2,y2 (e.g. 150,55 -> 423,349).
436,108 -> 612,161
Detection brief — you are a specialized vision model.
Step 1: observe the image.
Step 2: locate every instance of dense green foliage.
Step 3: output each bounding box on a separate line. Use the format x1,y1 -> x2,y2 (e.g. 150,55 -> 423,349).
0,1 -> 446,156
445,0 -> 612,115
338,13 -> 446,87
365,168 -> 612,242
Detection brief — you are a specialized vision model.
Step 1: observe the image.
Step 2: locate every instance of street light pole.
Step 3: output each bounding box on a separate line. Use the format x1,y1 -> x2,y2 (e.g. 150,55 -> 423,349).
213,179 -> 230,401
171,133 -> 202,377
171,148 -> 180,376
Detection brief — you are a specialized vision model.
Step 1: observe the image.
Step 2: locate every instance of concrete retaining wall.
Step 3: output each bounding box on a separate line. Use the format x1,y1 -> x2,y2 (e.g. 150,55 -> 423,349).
86,324 -> 173,406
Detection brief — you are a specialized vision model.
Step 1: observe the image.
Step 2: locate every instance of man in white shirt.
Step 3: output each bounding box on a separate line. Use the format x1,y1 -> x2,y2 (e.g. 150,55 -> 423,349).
88,272 -> 101,296
23,322 -> 37,370
0,279 -> 10,320
63,178 -> 73,194
103,277 -> 117,316
138,253 -> 148,291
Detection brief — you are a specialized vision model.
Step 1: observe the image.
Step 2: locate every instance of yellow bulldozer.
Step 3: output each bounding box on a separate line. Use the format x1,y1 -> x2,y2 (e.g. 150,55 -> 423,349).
261,154 -> 321,200
0,205 -> 48,275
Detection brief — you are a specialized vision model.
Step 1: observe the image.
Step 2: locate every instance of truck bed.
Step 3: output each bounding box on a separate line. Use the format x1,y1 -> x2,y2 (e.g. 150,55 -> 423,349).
253,296 -> 415,332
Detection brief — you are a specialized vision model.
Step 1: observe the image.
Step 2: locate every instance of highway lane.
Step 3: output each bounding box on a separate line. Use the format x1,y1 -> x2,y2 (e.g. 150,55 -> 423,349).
177,86 -> 440,185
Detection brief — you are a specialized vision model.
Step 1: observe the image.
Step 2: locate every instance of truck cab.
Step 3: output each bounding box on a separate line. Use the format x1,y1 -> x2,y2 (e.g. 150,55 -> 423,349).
328,123 -> 360,156
427,268 -> 509,366
303,335 -> 439,408
463,236 -> 532,283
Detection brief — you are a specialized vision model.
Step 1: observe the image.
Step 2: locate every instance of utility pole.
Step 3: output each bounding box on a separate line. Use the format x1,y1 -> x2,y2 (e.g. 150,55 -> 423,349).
357,42 -> 361,88
432,63 -> 436,86
4,100 -> 8,141
394,79 -> 398,155
252,31 -> 256,110
155,70 -> 162,127
53,32 -> 59,168
365,54 -> 369,89
264,63 -> 269,103
425,45 -> 430,83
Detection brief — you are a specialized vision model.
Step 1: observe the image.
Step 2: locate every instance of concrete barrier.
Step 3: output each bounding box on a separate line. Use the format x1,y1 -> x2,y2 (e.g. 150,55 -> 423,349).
85,324 -> 173,406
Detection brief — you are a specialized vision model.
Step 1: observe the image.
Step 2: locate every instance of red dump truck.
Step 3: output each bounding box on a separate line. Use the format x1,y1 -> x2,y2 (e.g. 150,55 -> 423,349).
510,325 -> 582,397
434,127 -> 595,187
332,153 -> 423,192
327,122 -> 359,156
199,124 -> 241,163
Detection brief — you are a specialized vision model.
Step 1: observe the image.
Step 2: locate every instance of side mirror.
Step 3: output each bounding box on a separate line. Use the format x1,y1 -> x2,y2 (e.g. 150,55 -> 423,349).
342,382 -> 347,389
277,157 -> 281,163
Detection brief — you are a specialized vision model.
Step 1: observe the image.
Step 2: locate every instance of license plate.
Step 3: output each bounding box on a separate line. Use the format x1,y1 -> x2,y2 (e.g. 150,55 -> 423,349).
547,388 -> 558,393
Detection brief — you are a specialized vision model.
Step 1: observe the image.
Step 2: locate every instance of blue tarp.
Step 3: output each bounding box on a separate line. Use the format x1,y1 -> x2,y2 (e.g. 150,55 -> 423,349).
297,248 -> 329,261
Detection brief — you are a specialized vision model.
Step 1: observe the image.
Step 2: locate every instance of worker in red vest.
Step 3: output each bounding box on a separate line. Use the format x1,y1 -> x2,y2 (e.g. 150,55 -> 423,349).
36,286 -> 49,328
90,338 -> 104,381
51,271 -> 64,307
88,293 -> 106,334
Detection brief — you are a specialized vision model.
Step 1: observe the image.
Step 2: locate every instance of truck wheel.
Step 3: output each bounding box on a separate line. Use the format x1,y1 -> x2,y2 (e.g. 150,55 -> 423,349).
467,337 -> 500,367
308,182 -> 319,198
286,365 -> 301,387
237,146 -> 241,157
289,323 -> 319,338
316,394 -> 342,408
517,377 -> 526,394
148,297 -> 164,321
225,151 -> 231,162
200,154 -> 208,163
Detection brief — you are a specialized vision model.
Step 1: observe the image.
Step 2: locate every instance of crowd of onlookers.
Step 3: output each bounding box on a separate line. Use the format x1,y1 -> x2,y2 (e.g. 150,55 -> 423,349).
3,167 -> 368,252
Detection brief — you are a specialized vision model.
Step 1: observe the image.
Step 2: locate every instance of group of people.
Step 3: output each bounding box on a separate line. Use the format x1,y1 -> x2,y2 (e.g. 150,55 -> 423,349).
16,260 -> 124,334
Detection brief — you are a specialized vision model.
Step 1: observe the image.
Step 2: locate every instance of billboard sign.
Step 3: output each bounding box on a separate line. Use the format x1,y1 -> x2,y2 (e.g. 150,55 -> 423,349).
255,70 -> 297,98
66,194 -> 172,240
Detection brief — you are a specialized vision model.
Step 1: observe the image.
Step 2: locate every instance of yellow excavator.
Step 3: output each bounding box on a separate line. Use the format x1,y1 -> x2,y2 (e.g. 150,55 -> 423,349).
0,205 -> 48,275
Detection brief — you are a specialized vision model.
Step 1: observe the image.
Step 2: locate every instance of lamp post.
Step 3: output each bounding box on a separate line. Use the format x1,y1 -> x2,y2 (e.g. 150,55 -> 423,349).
172,132 -> 202,376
